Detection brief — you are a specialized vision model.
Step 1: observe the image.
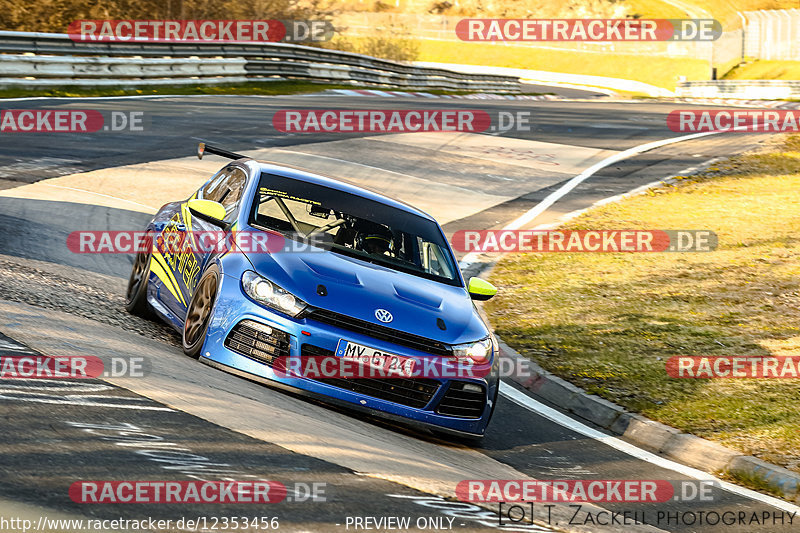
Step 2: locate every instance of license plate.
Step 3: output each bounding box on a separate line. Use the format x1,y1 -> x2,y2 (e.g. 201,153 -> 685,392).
335,340 -> 416,376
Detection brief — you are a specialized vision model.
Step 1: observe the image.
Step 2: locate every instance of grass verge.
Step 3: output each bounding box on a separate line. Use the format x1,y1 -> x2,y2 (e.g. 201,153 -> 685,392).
416,40 -> 709,91
0,81 -> 364,99
321,35 -> 709,90
720,469 -> 786,498
0,80 -> 534,100
723,60 -> 800,81
486,134 -> 800,475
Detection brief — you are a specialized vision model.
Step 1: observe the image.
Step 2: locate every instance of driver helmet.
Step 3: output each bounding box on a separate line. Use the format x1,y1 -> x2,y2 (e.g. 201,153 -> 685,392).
354,221 -> 393,255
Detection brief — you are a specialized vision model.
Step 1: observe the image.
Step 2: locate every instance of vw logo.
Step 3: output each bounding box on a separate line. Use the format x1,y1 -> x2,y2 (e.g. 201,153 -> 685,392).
375,309 -> 393,323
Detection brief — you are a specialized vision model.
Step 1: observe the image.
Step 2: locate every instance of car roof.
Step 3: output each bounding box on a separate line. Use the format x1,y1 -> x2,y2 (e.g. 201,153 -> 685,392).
250,160 -> 437,222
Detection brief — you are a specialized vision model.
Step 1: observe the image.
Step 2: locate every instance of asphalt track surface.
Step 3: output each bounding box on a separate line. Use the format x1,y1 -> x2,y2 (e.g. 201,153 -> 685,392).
0,91 -> 796,533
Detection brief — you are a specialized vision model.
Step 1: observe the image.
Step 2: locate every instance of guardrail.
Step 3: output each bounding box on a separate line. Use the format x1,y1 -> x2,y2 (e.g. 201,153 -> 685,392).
0,31 -> 520,92
676,80 -> 800,100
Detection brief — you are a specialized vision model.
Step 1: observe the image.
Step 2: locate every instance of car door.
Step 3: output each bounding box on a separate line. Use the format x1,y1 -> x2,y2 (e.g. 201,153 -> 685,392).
158,165 -> 249,317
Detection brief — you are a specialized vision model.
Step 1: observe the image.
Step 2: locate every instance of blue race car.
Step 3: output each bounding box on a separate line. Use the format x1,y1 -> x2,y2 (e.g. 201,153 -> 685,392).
125,143 -> 500,437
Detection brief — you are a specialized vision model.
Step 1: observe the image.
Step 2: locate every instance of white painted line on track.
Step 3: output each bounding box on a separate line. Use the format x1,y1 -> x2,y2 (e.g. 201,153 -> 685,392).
459,131 -> 722,267
270,149 -> 496,199
271,149 -> 424,182
528,157 -> 724,230
503,131 -> 721,231
499,382 -> 800,515
38,184 -> 157,211
465,133 -> 797,513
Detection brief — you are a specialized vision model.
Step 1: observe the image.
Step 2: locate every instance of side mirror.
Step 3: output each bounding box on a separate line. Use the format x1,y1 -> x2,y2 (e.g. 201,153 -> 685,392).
187,198 -> 226,226
468,277 -> 497,301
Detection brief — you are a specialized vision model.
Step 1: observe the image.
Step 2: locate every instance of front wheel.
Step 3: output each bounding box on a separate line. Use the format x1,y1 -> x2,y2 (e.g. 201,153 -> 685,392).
125,247 -> 153,317
182,265 -> 219,358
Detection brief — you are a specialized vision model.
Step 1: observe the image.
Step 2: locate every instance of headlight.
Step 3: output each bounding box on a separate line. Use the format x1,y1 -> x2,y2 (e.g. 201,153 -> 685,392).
452,337 -> 493,364
242,271 -> 307,317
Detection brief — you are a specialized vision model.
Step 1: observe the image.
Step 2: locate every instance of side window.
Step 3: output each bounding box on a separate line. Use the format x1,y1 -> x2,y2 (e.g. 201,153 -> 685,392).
220,168 -> 247,211
418,239 -> 454,279
200,169 -> 228,201
198,167 -> 248,223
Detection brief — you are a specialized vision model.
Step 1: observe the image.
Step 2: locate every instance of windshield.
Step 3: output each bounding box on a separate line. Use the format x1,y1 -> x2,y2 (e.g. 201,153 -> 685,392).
249,173 -> 461,286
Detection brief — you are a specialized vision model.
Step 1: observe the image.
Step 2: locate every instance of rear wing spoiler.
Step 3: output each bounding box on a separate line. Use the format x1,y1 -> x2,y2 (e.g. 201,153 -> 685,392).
197,142 -> 246,160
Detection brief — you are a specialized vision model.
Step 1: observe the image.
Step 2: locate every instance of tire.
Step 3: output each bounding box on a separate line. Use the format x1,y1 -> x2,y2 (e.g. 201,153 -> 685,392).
125,247 -> 153,318
182,265 -> 219,359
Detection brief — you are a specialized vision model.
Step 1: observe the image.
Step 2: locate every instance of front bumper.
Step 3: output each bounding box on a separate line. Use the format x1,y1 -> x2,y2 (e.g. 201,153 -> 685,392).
199,273 -> 500,436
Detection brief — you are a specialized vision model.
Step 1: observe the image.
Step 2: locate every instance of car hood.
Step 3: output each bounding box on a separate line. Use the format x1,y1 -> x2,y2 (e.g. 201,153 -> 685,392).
243,248 -> 488,345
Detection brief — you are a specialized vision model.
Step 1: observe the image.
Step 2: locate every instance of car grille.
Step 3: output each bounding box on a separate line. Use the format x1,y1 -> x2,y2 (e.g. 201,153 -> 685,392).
303,308 -> 452,357
224,320 -> 291,366
436,381 -> 486,419
301,344 -> 440,409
